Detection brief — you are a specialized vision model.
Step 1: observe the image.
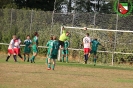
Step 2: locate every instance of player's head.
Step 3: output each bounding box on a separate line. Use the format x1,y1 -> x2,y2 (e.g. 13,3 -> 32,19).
62,26 -> 65,30
27,35 -> 30,39
17,36 -> 20,39
66,31 -> 70,36
12,35 -> 16,40
53,36 -> 57,40
50,36 -> 53,40
86,33 -> 89,37
94,38 -> 97,41
34,32 -> 39,37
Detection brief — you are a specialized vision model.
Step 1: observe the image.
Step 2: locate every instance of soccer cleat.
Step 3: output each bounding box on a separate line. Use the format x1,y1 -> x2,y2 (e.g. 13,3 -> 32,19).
6,59 -> 8,62
21,58 -> 24,61
85,61 -> 87,64
27,60 -> 29,62
47,68 -> 51,70
31,60 -> 33,63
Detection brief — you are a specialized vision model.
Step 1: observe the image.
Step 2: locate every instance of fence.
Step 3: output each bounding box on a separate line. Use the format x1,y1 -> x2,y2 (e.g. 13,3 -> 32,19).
0,9 -> 133,65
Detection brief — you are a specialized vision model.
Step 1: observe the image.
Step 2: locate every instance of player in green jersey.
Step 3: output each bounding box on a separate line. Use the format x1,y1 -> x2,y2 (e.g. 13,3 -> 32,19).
62,40 -> 69,63
47,36 -> 59,70
24,35 -> 32,62
46,36 -> 53,64
91,38 -> 102,66
30,32 -> 39,63
59,27 -> 70,48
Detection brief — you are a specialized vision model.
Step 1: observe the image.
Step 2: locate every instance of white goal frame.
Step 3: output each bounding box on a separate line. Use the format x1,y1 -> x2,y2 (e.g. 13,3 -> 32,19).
57,26 -> 133,65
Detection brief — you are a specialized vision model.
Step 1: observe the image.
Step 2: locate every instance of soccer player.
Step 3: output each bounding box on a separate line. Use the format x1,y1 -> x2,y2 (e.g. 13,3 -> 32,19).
62,40 -> 69,63
6,35 -> 17,62
47,36 -> 59,70
91,38 -> 102,66
30,32 -> 39,63
24,35 -> 32,62
83,33 -> 91,64
15,36 -> 24,61
59,27 -> 70,48
46,36 -> 53,64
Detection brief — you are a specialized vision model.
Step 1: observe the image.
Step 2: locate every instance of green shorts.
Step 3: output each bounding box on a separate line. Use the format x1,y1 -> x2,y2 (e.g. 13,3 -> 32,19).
90,50 -> 97,55
24,46 -> 31,53
62,49 -> 68,55
48,54 -> 57,59
47,49 -> 50,55
32,45 -> 38,53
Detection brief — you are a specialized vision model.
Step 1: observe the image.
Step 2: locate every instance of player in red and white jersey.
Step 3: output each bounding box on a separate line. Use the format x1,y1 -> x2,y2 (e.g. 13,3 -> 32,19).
13,38 -> 20,55
13,37 -> 24,61
83,33 -> 91,64
6,35 -> 17,62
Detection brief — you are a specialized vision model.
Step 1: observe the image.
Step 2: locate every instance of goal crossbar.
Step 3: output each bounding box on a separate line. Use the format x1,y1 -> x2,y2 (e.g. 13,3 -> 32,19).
64,26 -> 133,33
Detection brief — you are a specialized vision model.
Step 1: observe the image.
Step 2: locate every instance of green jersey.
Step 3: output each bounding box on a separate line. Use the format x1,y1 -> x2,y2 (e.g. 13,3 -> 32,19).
64,41 -> 69,49
32,36 -> 38,45
32,36 -> 38,53
24,39 -> 32,47
24,39 -> 32,53
50,40 -> 59,55
91,40 -> 100,51
46,40 -> 53,54
46,40 -> 53,48
59,30 -> 69,41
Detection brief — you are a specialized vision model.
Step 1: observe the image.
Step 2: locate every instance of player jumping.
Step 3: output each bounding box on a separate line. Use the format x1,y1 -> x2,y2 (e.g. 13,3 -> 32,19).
83,33 -> 91,64
59,27 -> 70,48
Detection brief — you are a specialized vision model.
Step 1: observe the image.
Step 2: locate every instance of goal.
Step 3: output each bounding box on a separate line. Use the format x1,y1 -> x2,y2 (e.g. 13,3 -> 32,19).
58,26 -> 133,65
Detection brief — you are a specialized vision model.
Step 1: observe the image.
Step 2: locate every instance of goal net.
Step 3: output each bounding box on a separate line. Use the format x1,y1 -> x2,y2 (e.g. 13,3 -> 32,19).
58,26 -> 133,65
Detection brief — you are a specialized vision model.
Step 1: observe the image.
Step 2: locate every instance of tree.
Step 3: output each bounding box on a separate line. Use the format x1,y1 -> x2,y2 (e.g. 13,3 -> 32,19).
74,0 -> 91,12
0,0 -> 17,8
0,0 -> 55,11
55,0 -> 68,12
14,0 -> 55,11
100,1 -> 114,14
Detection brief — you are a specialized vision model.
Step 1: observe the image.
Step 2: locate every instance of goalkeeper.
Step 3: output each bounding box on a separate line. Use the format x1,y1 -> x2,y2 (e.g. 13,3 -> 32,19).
59,27 -> 70,48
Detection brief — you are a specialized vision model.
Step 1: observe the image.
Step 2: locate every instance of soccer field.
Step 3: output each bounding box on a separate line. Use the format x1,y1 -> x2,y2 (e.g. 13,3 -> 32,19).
0,54 -> 133,88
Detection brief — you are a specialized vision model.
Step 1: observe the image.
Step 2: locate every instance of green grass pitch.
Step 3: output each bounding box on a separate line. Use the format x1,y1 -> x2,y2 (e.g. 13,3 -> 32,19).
0,53 -> 133,88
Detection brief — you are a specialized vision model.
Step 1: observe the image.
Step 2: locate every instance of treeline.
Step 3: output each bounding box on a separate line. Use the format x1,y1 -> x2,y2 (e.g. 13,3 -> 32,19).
0,0 -> 132,14
0,0 -> 55,11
